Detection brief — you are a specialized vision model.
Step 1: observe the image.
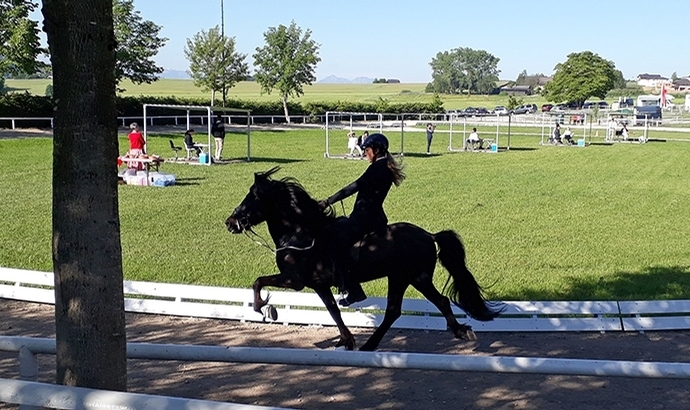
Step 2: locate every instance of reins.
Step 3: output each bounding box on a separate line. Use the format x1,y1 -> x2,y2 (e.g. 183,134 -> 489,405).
243,228 -> 316,255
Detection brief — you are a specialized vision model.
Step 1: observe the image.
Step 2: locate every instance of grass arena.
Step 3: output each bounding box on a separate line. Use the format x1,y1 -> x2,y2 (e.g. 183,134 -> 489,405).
2,122 -> 690,409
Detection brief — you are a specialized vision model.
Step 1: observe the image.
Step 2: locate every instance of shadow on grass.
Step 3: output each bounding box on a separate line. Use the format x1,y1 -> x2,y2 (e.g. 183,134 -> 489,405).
247,157 -> 304,164
174,176 -> 206,186
500,265 -> 690,301
503,147 -> 538,151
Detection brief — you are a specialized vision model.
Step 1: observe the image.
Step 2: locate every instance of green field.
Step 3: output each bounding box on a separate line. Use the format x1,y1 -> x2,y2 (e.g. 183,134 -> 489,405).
1,126 -> 689,302
4,78 -> 547,110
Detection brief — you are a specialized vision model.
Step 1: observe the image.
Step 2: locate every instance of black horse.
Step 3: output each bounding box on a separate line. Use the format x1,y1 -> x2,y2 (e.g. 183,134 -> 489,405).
226,167 -> 503,351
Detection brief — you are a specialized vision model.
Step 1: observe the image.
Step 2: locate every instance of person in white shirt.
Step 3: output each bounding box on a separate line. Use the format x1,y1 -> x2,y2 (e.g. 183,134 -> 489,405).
466,127 -> 483,149
347,131 -> 362,156
563,127 -> 575,145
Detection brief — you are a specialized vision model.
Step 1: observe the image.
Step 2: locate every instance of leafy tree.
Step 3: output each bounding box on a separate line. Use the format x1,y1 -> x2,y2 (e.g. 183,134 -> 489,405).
184,25 -> 249,107
0,0 -> 44,77
112,0 -> 167,86
428,47 -> 500,95
671,71 -> 678,82
515,70 -> 546,88
506,95 -> 523,111
542,51 -> 618,106
253,21 -> 320,123
42,0 -> 126,390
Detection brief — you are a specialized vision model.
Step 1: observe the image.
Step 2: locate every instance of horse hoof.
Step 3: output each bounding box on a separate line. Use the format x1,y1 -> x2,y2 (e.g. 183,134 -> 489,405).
463,329 -> 477,341
261,305 -> 278,321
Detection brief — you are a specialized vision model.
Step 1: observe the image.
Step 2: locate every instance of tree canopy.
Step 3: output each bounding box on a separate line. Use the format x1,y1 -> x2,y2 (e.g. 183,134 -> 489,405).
426,47 -> 500,95
112,0 -> 167,85
542,51 -> 619,105
0,0 -> 44,79
184,25 -> 249,106
253,20 -> 320,123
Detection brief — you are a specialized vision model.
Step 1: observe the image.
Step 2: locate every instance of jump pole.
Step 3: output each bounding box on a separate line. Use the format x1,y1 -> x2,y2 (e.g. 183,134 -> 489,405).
4,337 -> 690,380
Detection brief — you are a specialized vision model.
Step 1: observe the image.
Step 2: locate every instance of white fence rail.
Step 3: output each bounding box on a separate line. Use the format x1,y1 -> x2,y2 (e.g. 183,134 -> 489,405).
2,267 -> 690,333
0,378 -> 293,410
3,336 -> 690,380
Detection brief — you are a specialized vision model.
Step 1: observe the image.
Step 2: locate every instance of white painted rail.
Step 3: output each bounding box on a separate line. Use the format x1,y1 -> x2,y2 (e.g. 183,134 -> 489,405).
2,267 -> 690,332
3,336 -> 690,380
0,378 -> 293,410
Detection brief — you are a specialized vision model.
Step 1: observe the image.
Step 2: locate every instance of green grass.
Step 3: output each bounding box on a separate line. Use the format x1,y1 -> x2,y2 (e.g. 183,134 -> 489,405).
2,127 -> 690,302
5,78 -> 547,110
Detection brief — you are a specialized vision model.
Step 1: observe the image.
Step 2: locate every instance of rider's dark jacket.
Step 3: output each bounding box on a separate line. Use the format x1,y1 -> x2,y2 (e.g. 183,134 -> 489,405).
326,156 -> 392,232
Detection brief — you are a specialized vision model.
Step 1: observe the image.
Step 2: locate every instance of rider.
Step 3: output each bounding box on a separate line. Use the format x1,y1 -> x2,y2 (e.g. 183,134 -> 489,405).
320,133 -> 405,306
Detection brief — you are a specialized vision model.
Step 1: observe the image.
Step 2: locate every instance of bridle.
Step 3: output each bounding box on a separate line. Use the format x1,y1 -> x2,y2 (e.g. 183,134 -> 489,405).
236,209 -> 317,255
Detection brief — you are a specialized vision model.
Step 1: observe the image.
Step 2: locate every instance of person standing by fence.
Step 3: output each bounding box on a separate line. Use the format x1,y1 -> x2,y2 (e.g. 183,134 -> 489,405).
211,113 -> 226,161
425,123 -> 435,155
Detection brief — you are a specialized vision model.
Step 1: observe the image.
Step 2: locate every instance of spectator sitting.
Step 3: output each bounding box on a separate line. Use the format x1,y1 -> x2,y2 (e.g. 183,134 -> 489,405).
621,124 -> 629,141
563,127 -> 575,145
184,129 -> 201,156
466,127 -> 483,149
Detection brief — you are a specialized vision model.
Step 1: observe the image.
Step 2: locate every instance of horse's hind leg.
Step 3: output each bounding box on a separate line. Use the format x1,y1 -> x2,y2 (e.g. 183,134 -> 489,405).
412,275 -> 477,341
359,280 -> 407,352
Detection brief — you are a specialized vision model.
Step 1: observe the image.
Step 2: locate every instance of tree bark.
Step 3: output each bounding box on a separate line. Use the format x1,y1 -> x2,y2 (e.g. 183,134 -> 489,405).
282,96 -> 291,124
42,0 -> 127,390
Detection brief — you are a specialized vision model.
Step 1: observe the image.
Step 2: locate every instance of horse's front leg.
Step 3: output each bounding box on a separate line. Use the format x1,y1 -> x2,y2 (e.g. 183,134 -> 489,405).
252,273 -> 304,316
314,286 -> 356,350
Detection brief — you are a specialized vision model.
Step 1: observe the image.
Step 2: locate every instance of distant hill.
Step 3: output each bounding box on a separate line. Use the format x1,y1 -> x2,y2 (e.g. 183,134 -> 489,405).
161,69 -> 190,79
318,75 -> 374,84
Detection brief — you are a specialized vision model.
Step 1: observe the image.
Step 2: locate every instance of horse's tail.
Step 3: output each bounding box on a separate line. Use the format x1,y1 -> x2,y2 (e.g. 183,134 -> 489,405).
433,230 -> 504,321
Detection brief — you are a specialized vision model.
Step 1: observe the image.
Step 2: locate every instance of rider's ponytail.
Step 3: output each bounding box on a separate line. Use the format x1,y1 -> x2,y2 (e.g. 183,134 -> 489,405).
386,152 -> 405,187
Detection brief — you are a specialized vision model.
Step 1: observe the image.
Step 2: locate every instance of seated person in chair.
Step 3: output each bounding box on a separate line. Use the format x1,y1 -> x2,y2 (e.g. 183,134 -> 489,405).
466,127 -> 483,149
563,127 -> 575,145
184,129 -> 201,156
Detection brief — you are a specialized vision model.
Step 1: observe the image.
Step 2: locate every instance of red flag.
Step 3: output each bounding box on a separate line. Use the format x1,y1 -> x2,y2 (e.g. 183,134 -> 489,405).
661,85 -> 667,108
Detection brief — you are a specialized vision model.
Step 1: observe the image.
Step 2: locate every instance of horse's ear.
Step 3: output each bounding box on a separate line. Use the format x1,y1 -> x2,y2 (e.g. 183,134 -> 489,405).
254,166 -> 280,185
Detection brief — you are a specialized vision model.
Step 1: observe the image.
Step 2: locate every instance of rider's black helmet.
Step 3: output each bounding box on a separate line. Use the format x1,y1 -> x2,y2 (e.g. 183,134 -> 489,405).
361,133 -> 389,152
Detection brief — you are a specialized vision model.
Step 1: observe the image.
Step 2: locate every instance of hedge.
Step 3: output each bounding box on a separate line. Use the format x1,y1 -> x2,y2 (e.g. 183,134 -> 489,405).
0,93 -> 444,118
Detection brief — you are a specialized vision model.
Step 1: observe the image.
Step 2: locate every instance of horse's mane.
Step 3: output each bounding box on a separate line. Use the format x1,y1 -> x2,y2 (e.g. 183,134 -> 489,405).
257,167 -> 336,236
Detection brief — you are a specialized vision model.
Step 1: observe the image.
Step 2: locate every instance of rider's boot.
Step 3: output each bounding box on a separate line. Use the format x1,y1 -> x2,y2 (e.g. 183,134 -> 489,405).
339,275 -> 367,307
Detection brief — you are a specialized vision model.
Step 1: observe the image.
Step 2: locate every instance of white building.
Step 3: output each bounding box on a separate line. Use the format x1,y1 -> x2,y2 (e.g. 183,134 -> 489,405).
636,73 -> 671,88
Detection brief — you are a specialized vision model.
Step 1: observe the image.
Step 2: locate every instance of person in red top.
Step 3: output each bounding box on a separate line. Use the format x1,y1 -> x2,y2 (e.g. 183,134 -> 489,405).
127,122 -> 146,170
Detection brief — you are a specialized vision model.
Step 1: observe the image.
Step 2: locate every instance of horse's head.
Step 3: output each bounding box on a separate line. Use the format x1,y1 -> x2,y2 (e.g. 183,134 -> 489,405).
226,167 -> 280,234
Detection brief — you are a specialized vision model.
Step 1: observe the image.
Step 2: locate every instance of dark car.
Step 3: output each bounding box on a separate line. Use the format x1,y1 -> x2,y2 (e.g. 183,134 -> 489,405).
475,107 -> 490,116
541,104 -> 553,112
462,107 -> 477,116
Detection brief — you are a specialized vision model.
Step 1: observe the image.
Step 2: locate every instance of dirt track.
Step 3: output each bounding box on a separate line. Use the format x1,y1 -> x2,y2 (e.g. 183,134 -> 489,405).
1,299 -> 689,409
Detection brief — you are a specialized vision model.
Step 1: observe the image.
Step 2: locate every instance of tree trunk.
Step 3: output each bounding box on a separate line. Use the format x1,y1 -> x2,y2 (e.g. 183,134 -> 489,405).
42,0 -> 127,391
282,96 -> 291,124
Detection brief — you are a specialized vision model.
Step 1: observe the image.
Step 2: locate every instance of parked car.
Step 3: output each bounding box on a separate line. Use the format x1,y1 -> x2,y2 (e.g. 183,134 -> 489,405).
541,104 -> 553,112
513,104 -> 538,115
492,106 -> 509,115
462,107 -> 477,116
583,101 -> 610,110
475,107 -> 490,116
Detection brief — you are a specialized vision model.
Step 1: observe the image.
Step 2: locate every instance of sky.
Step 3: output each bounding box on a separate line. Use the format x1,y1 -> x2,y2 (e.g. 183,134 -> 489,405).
32,0 -> 690,83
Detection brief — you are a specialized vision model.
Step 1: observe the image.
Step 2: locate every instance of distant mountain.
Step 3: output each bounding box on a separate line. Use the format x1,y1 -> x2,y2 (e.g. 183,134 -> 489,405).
318,75 -> 351,84
161,69 -> 190,79
352,76 -> 374,84
318,75 -> 376,84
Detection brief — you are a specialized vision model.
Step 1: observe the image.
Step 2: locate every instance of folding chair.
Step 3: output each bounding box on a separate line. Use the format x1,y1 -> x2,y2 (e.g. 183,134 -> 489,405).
169,140 -> 182,161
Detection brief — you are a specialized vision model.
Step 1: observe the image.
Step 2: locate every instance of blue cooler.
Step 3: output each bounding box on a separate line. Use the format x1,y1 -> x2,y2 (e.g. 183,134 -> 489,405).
490,143 -> 498,152
577,139 -> 585,147
199,153 -> 209,163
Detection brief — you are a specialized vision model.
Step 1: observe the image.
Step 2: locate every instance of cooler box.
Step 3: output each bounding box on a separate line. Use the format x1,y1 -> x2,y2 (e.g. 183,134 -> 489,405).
490,143 -> 498,152
199,153 -> 210,164
577,139 -> 585,147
